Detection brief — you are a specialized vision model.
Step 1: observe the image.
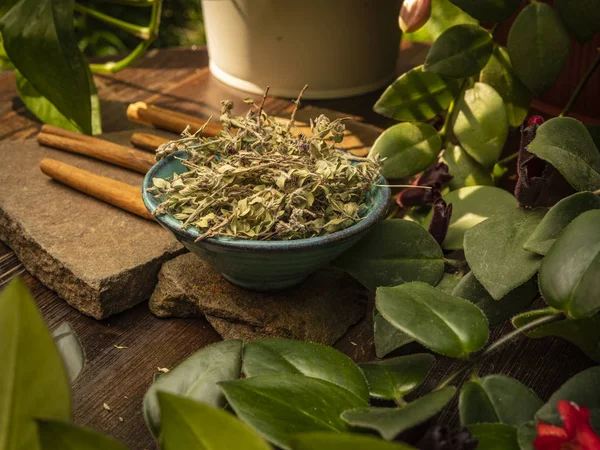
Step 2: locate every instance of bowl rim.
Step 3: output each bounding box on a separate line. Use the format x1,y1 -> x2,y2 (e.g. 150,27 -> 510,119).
142,150 -> 390,251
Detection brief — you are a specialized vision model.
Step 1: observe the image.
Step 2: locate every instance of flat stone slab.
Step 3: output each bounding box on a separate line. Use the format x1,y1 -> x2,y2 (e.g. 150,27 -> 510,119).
0,131 -> 183,319
149,253 -> 367,345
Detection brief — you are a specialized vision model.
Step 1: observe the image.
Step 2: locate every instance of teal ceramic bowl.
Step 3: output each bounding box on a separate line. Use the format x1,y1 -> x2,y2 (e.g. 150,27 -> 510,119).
142,151 -> 390,291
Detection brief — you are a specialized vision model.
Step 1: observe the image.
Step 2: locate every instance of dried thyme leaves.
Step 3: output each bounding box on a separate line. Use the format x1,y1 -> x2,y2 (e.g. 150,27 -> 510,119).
148,96 -> 382,241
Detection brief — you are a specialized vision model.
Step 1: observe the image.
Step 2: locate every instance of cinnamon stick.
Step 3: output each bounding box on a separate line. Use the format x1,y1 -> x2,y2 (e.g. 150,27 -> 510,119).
37,132 -> 154,174
40,158 -> 153,221
130,132 -> 169,152
127,102 -> 222,136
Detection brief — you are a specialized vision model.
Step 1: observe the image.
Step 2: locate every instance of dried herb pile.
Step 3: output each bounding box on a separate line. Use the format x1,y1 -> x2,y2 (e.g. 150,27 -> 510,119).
148,92 -> 382,241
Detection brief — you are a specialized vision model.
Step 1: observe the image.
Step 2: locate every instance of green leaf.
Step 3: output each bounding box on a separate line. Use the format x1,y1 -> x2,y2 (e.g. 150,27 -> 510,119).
52,322 -> 85,383
507,3 -> 570,95
539,210 -> 600,319
143,339 -> 243,437
527,117 -> 600,192
334,219 -> 444,291
448,0 -> 520,23
459,376 -> 543,427
37,420 -> 127,450
374,66 -> 461,122
480,47 -> 532,128
452,82 -> 509,169
424,24 -> 493,78
243,339 -> 368,402
374,312 -> 414,358
368,122 -> 441,179
220,374 -> 367,449
535,366 -> 600,432
556,0 -> 600,43
513,308 -> 600,363
516,421 -> 537,450
424,186 -> 518,250
404,0 -> 477,43
341,387 -> 456,440
453,272 -> 537,327
436,271 -> 464,294
441,145 -> 494,190
0,0 -> 98,134
376,282 -> 489,358
290,432 -> 416,450
359,354 -> 435,400
469,423 -> 520,450
524,192 -> 600,256
464,207 -> 546,300
0,0 -> 19,18
158,392 -> 271,450
0,279 -> 71,450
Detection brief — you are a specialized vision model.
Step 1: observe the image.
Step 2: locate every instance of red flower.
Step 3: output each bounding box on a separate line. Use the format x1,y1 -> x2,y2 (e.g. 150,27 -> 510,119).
534,401 -> 600,450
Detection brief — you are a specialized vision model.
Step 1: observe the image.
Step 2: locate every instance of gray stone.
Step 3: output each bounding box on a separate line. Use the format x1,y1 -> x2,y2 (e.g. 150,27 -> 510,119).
0,132 -> 183,319
149,253 -> 367,345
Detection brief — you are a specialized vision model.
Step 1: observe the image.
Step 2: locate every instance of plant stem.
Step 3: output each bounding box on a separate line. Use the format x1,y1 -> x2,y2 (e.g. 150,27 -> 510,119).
94,0 -> 155,6
497,151 -> 519,166
74,3 -> 150,39
439,79 -> 468,141
559,50 -> 600,118
395,396 -> 408,407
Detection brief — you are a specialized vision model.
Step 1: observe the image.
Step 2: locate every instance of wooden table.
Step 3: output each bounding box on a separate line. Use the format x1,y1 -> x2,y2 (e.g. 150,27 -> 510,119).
0,44 -> 593,449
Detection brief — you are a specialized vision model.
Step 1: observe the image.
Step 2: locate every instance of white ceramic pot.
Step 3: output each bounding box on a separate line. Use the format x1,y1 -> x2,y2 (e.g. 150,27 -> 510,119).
201,0 -> 403,99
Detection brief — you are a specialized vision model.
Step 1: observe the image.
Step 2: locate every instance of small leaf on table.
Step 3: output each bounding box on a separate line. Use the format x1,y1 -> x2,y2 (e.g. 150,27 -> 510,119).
341,387 -> 456,441
459,375 -> 543,427
52,322 -> 85,383
376,282 -> 489,358
464,207 -> 546,300
157,392 -> 271,450
524,192 -> 600,256
539,210 -> 600,319
448,0 -> 521,23
143,339 -> 243,437
334,219 -> 444,291
527,117 -> 600,192
374,312 -> 415,358
373,66 -> 462,122
441,145 -> 494,190
220,374 -> 367,450
37,420 -> 128,450
468,423 -> 520,450
290,432 -> 416,450
368,122 -> 441,179
507,3 -> 570,95
555,0 -> 600,43
452,82 -> 509,169
243,338 -> 369,402
359,354 -> 435,401
423,24 -> 493,78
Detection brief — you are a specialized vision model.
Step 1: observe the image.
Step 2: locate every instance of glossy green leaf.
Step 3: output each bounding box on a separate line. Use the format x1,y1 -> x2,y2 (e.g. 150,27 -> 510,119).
453,272 -> 537,327
453,82 -> 509,168
480,47 -> 532,128
37,420 -> 127,450
436,271 -> 464,294
513,308 -> 600,363
373,312 -> 414,358
424,186 -> 518,250
535,366 -> 600,432
460,376 -> 543,427
404,0 -> 477,43
220,374 -> 367,449
464,207 -> 546,300
469,423 -> 520,450
527,117 -> 600,192
507,3 -> 570,94
158,392 -> 271,450
52,322 -> 85,383
0,279 -> 71,450
243,339 -> 368,402
448,0 -> 520,23
424,24 -> 493,78
516,421 -> 537,450
334,219 -> 444,291
374,66 -> 461,122
376,282 -> 489,358
441,145 -> 494,190
539,210 -> 600,319
341,387 -> 456,440
0,0 -> 99,134
369,122 -> 441,179
359,354 -> 435,401
525,192 -> 600,256
143,339 -> 243,436
290,432 -> 416,450
556,0 -> 600,43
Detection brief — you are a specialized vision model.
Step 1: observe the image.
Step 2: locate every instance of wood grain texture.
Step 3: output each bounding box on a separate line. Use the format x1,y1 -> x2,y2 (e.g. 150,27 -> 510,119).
0,43 -> 594,449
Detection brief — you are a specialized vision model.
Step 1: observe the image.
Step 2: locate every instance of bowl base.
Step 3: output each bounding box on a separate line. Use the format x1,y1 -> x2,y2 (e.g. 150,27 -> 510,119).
221,272 -> 309,291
